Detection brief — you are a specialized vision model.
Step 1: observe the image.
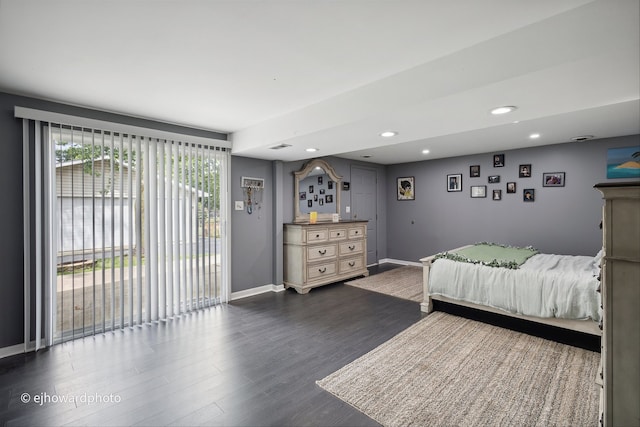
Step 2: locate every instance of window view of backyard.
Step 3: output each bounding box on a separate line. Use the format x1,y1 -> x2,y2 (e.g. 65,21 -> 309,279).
53,127 -> 225,342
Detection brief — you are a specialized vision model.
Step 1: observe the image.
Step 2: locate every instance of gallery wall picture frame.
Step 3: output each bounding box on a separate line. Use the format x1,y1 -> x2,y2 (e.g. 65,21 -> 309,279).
506,182 -> 516,193
447,174 -> 463,192
470,165 -> 480,177
543,172 -> 566,187
397,176 -> 415,200
493,154 -> 505,167
519,164 -> 532,178
471,185 -> 487,198
523,188 -> 535,202
488,175 -> 500,183
493,189 -> 502,200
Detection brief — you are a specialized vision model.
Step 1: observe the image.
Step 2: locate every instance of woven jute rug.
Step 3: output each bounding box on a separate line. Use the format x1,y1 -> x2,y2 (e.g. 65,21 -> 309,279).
317,312 -> 600,427
346,265 -> 423,302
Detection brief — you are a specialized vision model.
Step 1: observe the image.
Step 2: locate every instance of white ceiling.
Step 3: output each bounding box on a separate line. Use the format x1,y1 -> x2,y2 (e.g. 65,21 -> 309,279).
1,0 -> 638,164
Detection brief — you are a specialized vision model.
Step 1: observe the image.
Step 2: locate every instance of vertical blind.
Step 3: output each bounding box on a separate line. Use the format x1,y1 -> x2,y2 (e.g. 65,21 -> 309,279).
17,107 -> 231,348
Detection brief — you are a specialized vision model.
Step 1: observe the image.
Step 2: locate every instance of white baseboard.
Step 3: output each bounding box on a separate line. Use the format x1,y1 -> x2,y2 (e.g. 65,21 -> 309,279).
377,258 -> 422,267
230,283 -> 285,301
0,341 -> 35,360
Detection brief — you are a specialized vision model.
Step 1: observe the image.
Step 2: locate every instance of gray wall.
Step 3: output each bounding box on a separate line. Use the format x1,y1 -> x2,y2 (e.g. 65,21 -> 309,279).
386,135 -> 640,261
230,155 -> 274,292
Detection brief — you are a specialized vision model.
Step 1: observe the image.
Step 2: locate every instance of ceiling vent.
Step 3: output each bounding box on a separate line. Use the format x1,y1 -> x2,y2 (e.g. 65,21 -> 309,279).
269,143 -> 292,150
570,135 -> 594,142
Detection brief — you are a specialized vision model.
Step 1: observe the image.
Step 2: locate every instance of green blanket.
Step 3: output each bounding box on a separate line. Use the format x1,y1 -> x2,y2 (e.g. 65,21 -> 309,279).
436,243 -> 539,269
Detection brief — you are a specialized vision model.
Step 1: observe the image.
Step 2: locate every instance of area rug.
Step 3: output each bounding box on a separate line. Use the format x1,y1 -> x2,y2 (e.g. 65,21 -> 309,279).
345,265 -> 422,302
317,311 -> 600,427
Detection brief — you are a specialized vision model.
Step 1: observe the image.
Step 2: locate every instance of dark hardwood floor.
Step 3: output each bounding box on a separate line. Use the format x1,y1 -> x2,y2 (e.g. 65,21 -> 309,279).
0,264 -> 422,427
0,263 -> 599,426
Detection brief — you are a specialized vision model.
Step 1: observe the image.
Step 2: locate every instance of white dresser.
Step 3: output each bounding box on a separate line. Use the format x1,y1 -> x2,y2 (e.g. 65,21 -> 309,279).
284,221 -> 369,294
595,183 -> 640,427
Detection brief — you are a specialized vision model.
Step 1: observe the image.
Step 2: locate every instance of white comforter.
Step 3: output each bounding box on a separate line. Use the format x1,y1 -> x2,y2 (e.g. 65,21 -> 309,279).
428,253 -> 601,322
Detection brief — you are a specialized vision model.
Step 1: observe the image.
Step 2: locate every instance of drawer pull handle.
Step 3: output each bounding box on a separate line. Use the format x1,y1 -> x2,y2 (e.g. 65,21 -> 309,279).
348,245 -> 355,250
318,249 -> 327,255
319,267 -> 327,273
354,231 -> 359,234
315,234 -> 320,238
349,261 -> 355,267
337,232 -> 341,236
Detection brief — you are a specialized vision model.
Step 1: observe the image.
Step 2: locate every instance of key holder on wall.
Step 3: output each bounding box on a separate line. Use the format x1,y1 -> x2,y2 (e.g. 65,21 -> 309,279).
241,176 -> 265,214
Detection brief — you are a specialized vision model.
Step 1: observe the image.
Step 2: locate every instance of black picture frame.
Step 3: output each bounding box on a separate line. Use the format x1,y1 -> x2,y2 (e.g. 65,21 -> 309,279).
488,175 -> 500,184
523,188 -> 535,202
493,154 -> 505,167
471,185 -> 487,198
543,172 -> 565,187
506,182 -> 516,193
519,164 -> 532,178
470,165 -> 480,177
447,174 -> 462,192
397,176 -> 415,200
493,189 -> 502,200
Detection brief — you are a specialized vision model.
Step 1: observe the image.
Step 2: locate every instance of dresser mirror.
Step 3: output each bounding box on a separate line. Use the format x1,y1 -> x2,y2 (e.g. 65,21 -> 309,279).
294,158 -> 342,223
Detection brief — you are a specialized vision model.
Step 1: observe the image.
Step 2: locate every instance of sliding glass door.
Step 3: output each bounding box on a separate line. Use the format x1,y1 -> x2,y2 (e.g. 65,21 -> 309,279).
18,107 -> 230,348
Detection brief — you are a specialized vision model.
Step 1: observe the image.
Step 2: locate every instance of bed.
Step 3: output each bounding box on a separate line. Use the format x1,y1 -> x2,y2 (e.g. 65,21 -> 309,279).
420,243 -> 602,336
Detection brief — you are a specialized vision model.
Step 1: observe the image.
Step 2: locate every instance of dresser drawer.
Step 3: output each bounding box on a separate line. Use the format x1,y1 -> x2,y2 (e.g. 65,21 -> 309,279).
339,256 -> 364,274
306,228 -> 328,243
307,244 -> 337,262
307,262 -> 337,281
348,225 -> 365,239
339,240 -> 364,256
329,228 -> 347,241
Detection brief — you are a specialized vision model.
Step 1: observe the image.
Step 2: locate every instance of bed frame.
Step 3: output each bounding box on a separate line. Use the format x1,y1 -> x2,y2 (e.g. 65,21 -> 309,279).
420,245 -> 602,336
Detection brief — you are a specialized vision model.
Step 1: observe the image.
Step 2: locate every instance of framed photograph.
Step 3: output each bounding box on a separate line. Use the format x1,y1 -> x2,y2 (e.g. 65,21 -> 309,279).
325,194 -> 334,203
607,146 -> 640,179
493,189 -> 502,200
308,185 -> 314,194
328,181 -> 333,190
506,182 -> 516,193
470,165 -> 480,177
523,189 -> 535,202
493,154 -> 505,167
342,182 -> 350,191
318,175 -> 323,185
488,175 -> 500,184
299,191 -> 307,200
447,174 -> 462,192
519,164 -> 532,178
471,185 -> 487,198
543,172 -> 565,187
397,177 -> 415,200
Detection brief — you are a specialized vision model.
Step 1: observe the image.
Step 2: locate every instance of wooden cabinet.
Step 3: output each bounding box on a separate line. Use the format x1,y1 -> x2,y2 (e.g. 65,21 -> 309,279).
595,183 -> 640,427
284,221 -> 368,294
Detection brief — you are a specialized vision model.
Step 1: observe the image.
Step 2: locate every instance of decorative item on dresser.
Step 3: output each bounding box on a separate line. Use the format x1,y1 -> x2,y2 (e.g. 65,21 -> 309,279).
594,182 -> 640,427
284,221 -> 368,294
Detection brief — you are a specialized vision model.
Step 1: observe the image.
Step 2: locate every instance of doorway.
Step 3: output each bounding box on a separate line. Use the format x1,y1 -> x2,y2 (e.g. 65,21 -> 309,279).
350,166 -> 378,265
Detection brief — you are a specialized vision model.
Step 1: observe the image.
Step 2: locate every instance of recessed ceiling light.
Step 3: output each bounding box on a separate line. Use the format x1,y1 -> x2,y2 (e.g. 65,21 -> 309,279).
305,148 -> 318,152
571,135 -> 594,142
422,149 -> 430,155
529,133 -> 541,139
380,131 -> 398,138
490,106 -> 517,115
